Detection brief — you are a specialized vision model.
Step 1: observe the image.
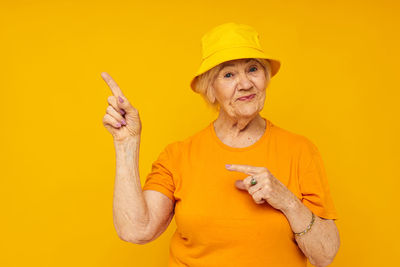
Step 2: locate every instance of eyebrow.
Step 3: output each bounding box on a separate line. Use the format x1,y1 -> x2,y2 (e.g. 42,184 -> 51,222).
220,58 -> 257,70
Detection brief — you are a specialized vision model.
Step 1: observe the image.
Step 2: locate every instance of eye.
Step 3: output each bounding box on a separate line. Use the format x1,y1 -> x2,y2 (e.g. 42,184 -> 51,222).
249,66 -> 257,72
224,72 -> 233,78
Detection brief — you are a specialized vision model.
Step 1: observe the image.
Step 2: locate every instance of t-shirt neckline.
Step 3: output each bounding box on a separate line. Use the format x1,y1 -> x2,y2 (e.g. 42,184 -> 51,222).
209,117 -> 271,152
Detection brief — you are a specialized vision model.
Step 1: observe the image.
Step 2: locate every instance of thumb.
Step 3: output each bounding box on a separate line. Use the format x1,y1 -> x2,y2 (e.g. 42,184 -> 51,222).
116,95 -> 138,118
116,95 -> 140,131
235,180 -> 247,190
116,95 -> 132,111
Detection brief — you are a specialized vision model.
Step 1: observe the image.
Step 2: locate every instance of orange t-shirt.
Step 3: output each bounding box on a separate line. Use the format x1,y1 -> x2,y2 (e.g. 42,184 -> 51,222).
142,117 -> 339,267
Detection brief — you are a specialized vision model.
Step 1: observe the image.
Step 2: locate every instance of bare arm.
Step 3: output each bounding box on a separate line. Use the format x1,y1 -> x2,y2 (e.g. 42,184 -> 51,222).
113,138 -> 175,244
101,71 -> 174,244
281,195 -> 341,267
142,190 -> 175,242
113,137 -> 151,244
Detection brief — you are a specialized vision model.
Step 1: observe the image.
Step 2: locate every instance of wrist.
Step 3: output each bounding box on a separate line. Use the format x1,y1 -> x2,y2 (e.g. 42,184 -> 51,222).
281,192 -> 301,215
113,137 -> 141,158
113,136 -> 141,146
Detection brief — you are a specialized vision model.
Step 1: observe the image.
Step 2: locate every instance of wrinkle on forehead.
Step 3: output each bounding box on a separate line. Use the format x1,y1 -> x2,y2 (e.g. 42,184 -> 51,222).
220,58 -> 257,69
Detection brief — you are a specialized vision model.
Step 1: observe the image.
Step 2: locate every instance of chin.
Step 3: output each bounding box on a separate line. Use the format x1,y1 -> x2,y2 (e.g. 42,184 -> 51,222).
237,107 -> 259,117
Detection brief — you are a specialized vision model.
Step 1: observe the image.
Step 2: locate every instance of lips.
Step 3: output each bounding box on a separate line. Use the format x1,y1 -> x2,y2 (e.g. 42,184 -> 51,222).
237,94 -> 256,101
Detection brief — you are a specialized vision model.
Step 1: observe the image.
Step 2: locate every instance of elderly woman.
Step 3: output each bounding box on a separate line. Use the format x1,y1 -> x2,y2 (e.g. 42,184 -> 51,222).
102,22 -> 340,267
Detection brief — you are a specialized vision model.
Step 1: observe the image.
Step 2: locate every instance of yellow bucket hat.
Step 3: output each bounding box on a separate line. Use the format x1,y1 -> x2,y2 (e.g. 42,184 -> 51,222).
190,22 -> 281,92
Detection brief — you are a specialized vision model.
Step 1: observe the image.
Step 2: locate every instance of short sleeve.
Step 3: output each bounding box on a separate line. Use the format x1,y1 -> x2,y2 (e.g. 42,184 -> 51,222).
298,138 -> 339,220
142,143 -> 177,202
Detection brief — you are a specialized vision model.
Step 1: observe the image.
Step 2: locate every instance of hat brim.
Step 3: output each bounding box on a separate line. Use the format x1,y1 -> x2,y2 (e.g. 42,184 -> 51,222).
190,46 -> 281,92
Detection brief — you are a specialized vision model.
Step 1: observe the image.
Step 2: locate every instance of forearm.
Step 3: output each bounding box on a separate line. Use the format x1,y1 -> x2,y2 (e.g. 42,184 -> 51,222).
281,194 -> 340,267
113,137 -> 150,243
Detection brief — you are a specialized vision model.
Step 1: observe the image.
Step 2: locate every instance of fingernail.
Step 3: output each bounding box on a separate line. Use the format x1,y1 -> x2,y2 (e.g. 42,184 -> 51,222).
118,96 -> 124,103
225,164 -> 231,168
121,119 -> 126,125
116,123 -> 121,127
120,109 -> 126,115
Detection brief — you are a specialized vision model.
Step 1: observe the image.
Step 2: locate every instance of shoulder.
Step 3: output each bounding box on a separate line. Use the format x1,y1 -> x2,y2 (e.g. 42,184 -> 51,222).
163,122 -> 210,155
269,119 -> 319,156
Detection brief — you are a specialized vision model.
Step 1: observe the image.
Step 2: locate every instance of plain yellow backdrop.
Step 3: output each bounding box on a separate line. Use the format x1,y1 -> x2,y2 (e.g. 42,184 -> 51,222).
1,0 -> 399,266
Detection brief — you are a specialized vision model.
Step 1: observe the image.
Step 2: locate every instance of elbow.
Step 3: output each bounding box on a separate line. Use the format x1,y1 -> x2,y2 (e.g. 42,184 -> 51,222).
115,224 -> 152,245
310,238 -> 341,267
119,234 -> 150,245
309,254 -> 333,267
118,230 -> 151,245
310,259 -> 332,267
113,215 -> 152,245
310,249 -> 340,267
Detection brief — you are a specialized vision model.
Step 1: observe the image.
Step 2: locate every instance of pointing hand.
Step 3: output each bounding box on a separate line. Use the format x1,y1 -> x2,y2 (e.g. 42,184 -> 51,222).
101,72 -> 142,142
227,164 -> 295,211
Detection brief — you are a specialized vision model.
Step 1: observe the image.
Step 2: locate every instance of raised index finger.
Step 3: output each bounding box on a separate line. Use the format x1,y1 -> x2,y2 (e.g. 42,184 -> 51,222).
101,72 -> 125,97
225,164 -> 264,175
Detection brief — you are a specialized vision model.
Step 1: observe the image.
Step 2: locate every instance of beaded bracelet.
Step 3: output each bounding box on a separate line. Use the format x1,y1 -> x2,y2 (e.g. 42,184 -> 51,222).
294,212 -> 315,237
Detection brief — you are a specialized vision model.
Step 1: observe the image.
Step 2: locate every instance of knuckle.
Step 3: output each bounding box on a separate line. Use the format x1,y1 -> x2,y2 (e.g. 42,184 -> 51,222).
248,186 -> 257,194
252,194 -> 260,202
103,114 -> 111,125
107,95 -> 116,104
107,114 -> 117,123
103,113 -> 112,122
264,186 -> 272,195
106,105 -> 114,113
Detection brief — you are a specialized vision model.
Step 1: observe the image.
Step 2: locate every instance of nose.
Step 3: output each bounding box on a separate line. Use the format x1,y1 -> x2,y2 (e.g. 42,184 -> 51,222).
237,71 -> 253,90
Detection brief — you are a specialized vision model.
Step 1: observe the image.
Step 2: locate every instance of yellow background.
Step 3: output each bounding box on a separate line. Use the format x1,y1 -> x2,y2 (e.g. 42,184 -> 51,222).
1,0 -> 399,266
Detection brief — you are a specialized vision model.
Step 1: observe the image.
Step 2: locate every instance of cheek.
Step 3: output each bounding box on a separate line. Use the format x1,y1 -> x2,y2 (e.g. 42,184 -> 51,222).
258,90 -> 266,100
215,86 -> 235,103
256,75 -> 267,87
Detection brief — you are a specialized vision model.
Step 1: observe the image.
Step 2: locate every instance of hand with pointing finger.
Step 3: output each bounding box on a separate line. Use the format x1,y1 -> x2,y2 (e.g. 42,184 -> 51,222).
101,72 -> 142,142
227,164 -> 296,212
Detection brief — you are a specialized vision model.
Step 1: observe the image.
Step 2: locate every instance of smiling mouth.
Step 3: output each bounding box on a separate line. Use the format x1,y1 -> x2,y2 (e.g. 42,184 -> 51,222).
237,94 -> 256,101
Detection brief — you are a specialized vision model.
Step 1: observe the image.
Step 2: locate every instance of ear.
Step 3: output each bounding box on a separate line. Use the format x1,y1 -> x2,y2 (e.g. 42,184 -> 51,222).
207,85 -> 216,103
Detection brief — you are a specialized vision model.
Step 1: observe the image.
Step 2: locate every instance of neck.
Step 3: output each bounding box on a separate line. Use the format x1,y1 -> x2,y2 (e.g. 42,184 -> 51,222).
213,110 -> 266,139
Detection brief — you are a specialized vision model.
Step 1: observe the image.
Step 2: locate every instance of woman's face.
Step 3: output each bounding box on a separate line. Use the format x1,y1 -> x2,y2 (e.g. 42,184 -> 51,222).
212,58 -> 270,118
